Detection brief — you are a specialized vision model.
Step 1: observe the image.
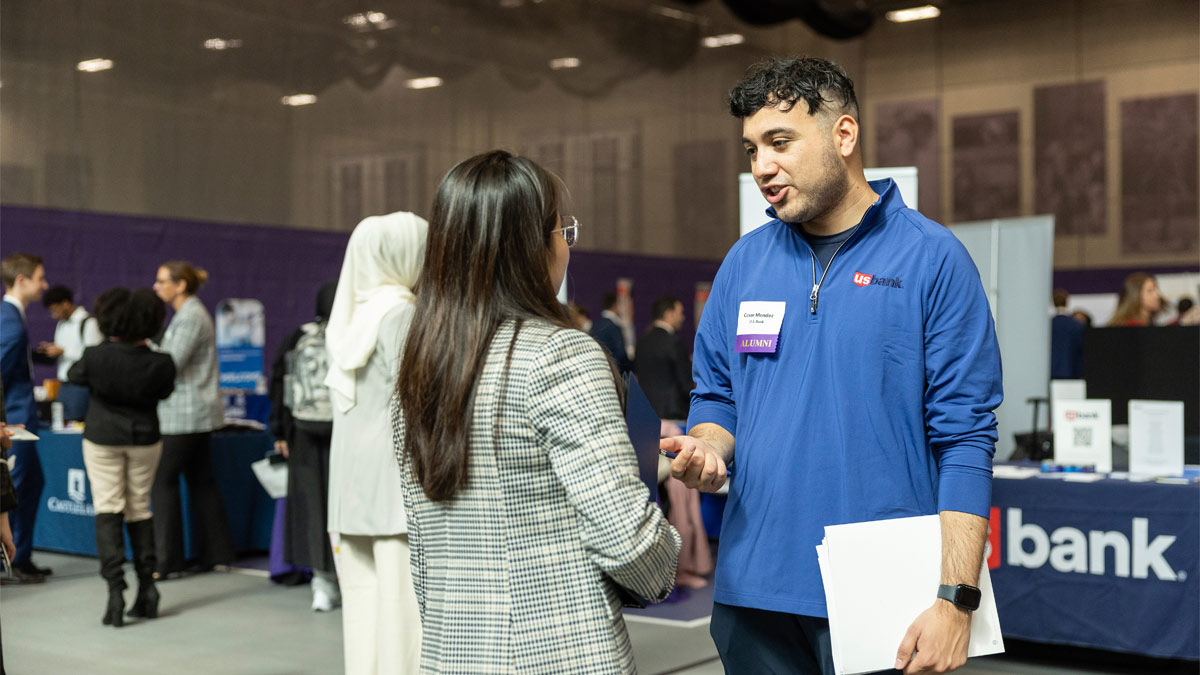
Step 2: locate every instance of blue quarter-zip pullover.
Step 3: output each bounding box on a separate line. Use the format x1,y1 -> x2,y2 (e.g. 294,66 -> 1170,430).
688,179 -> 1003,617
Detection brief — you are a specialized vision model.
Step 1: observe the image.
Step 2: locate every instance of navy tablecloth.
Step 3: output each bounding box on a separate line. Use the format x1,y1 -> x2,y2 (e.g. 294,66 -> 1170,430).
989,473 -> 1199,660
33,430 -> 275,557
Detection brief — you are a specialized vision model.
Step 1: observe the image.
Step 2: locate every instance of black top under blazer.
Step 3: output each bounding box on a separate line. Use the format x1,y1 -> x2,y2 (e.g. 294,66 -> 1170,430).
68,341 -> 177,446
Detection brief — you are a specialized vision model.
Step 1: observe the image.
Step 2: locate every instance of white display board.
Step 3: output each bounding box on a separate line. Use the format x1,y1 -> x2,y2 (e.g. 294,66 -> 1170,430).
950,216 -> 1056,460
1128,400 -> 1185,477
863,166 -> 918,211
738,166 -> 919,237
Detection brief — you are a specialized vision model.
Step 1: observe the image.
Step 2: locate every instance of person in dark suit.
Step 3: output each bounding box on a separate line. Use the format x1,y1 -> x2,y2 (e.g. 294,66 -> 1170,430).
635,295 -> 693,421
590,291 -> 633,373
1050,288 -> 1084,379
69,288 -> 176,626
0,252 -> 53,580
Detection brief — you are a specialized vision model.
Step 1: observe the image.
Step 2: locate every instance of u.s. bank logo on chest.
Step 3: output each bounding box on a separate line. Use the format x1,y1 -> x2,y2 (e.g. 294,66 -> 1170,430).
853,271 -> 903,289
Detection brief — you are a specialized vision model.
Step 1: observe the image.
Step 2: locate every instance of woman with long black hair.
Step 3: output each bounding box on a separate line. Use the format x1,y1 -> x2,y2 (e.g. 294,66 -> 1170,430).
394,150 -> 679,673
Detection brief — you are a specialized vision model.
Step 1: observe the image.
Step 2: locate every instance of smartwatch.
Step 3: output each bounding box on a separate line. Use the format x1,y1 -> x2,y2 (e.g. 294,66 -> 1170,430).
937,584 -> 981,611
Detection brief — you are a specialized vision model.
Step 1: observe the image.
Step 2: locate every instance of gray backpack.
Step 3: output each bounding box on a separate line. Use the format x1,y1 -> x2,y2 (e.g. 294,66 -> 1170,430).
284,321 -> 333,423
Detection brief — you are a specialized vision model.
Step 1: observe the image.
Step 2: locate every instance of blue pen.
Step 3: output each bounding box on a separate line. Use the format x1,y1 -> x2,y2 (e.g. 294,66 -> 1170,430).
659,449 -> 679,459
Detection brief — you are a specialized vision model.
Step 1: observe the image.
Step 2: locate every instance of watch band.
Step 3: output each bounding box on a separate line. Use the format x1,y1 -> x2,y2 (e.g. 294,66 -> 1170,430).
937,583 -> 981,611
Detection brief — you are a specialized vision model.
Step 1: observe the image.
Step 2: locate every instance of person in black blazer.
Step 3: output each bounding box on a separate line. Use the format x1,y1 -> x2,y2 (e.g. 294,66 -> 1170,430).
590,291 -> 633,373
634,295 -> 693,421
68,288 -> 176,627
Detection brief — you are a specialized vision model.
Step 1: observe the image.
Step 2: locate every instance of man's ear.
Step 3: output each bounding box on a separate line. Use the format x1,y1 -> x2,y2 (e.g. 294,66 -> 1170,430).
831,114 -> 860,159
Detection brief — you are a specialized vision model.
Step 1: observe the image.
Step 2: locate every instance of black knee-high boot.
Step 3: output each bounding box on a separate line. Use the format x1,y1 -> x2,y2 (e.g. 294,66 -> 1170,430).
94,513 -> 127,627
125,518 -> 160,619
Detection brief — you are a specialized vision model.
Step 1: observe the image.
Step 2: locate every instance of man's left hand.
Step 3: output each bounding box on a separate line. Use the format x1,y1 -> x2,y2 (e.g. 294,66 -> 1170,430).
894,599 -> 971,673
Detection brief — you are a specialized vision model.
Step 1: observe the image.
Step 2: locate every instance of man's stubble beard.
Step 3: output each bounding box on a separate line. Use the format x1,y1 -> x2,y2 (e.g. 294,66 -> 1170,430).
779,143 -> 851,227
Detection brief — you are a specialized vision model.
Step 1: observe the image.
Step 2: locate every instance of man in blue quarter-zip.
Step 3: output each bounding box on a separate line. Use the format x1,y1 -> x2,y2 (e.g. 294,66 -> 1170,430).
662,56 -> 1002,675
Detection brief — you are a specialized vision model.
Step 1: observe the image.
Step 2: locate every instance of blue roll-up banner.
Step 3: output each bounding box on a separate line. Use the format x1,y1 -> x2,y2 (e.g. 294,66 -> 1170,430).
216,298 -> 269,426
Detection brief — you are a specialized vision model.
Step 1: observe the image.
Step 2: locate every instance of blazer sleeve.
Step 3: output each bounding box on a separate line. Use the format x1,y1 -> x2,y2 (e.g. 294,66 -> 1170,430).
150,354 -> 177,401
159,310 -> 205,370
67,349 -> 89,387
0,306 -> 26,386
390,397 -> 427,620
528,329 -> 680,603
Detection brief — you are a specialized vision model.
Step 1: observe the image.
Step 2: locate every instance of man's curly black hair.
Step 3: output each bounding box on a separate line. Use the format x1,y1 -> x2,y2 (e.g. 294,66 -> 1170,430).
728,56 -> 859,123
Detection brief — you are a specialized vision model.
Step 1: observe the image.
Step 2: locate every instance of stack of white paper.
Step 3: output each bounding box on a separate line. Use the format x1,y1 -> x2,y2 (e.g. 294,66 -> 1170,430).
815,515 -> 1004,675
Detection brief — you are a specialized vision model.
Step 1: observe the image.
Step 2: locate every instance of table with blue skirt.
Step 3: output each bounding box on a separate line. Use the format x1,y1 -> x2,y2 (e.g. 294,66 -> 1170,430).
33,429 -> 275,558
989,470 -> 1199,660
698,469 -> 1198,660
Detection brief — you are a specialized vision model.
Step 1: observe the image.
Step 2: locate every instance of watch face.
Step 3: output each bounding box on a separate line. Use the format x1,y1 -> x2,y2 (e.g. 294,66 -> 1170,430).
958,585 -> 982,609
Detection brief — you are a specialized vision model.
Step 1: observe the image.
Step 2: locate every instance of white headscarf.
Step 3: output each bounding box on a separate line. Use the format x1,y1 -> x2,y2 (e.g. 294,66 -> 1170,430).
324,211 -> 428,412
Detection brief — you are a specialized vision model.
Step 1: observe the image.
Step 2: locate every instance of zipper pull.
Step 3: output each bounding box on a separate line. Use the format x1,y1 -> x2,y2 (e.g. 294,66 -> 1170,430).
810,284 -> 820,315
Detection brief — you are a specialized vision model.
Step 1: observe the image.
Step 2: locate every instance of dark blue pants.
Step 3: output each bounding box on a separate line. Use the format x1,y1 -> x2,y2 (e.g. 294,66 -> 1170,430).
711,602 -> 837,675
8,438 -> 45,566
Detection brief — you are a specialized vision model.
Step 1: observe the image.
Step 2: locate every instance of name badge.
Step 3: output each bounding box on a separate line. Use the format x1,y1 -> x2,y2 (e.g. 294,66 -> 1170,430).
735,301 -> 786,353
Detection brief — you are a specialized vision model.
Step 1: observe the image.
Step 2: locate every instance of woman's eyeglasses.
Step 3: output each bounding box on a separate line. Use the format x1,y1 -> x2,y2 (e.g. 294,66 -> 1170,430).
551,216 -> 580,248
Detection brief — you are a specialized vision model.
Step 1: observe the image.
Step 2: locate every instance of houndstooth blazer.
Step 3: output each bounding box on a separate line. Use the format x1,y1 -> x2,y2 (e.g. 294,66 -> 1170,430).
393,319 -> 681,674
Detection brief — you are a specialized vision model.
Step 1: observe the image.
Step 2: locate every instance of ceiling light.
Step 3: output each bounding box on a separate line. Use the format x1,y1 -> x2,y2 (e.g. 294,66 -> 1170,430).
885,5 -> 941,22
203,38 -> 243,50
343,11 -> 396,31
77,59 -> 113,73
549,57 -> 581,70
405,76 -> 443,89
651,5 -> 700,23
701,33 -> 745,48
281,94 -> 317,106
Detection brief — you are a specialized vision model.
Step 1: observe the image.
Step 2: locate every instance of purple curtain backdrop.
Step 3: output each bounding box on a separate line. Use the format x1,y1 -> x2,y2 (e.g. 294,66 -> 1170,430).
4,205 -> 350,385
3,206 -> 723,384
1053,266 -> 1199,297
565,251 -> 721,355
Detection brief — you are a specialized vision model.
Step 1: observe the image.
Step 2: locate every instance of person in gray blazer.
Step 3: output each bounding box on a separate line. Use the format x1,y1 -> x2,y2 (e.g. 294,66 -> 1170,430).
394,150 -> 681,674
151,261 -> 235,578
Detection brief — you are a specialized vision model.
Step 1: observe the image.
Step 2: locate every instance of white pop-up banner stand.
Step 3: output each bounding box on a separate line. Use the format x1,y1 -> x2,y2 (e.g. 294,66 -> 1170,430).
1053,399 -> 1113,472
1128,400 -> 1185,478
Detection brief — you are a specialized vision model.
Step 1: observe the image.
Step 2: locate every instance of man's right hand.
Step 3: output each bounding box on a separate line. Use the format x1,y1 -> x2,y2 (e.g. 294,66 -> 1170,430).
274,440 -> 289,458
662,435 -> 727,492
0,423 -> 23,451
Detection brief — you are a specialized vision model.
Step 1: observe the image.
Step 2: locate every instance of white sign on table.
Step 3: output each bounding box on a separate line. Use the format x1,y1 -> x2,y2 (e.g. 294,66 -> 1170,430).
1053,399 -> 1112,472
1128,400 -> 1185,478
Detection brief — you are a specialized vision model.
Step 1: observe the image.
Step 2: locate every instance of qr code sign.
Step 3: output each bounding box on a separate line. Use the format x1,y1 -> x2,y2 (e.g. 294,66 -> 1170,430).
1073,427 -> 1093,448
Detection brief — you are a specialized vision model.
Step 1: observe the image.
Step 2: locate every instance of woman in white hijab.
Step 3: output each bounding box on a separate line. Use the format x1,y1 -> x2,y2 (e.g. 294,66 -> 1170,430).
325,211 -> 427,675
